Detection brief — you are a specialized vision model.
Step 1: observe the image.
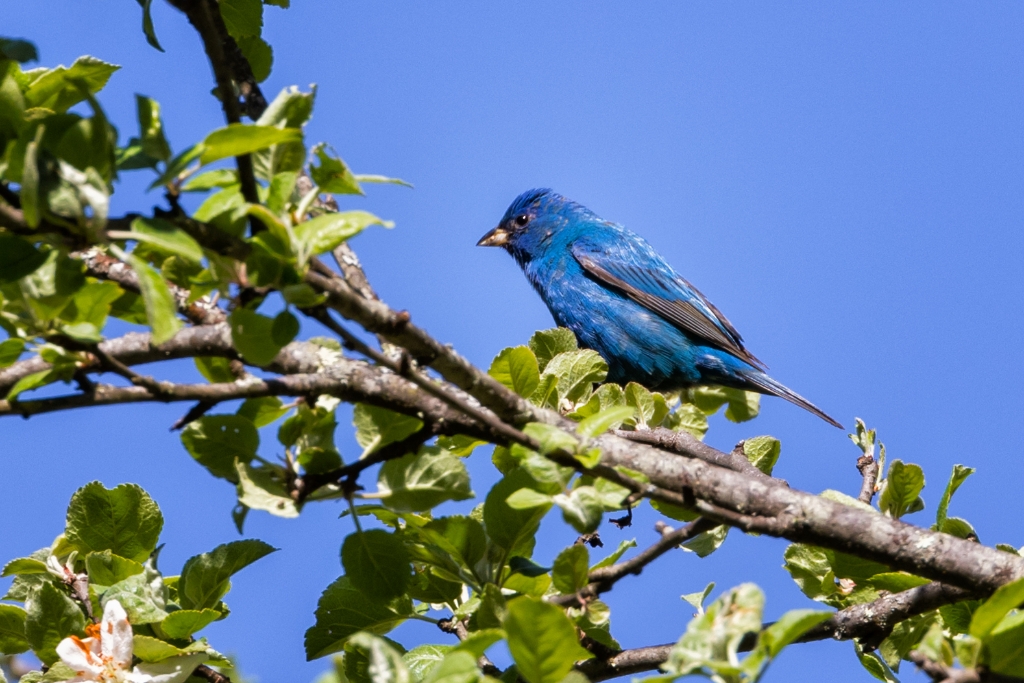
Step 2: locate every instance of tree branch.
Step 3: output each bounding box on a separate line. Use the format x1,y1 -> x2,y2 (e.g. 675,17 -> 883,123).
612,428 -> 773,482
906,651 -> 980,683
164,0 -> 263,217
293,426 -> 436,502
577,581 -> 978,681
551,519 -> 719,608
858,453 -> 880,504
293,263 -> 1024,595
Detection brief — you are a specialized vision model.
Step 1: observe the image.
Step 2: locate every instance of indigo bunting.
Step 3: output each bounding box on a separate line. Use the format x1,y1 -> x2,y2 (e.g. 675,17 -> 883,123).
478,189 -> 841,428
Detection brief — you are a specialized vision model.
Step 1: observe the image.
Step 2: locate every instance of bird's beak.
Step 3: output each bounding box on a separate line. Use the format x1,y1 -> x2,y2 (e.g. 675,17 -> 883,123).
477,226 -> 509,247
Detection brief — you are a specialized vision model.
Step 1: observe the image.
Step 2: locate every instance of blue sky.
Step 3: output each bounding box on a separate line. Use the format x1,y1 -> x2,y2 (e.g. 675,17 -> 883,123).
4,2 -> 1024,682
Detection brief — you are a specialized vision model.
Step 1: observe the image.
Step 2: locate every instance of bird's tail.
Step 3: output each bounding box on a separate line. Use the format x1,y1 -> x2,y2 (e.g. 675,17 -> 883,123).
740,371 -> 844,429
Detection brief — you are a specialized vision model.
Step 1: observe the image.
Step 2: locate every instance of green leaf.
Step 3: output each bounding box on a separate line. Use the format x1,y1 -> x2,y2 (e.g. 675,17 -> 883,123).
940,517 -> 976,539
24,582 -> 86,665
783,543 -> 835,602
570,383 -> 626,421
521,422 -> 577,456
65,482 -> 163,563
136,0 -> 164,51
181,169 -> 238,192
235,461 -> 299,518
353,404 -> 424,452
528,328 -> 577,371
742,436 -> 781,476
110,217 -> 203,264
95,573 -> 168,625
0,604 -> 29,655
489,346 -> 540,398
624,382 -> 655,426
219,0 -> 263,38
237,396 -> 290,427
341,530 -> 412,602
6,368 -> 61,401
681,525 -> 729,558
181,415 -> 259,482
230,308 -> 287,366
293,211 -> 392,263
0,338 -> 25,368
591,539 -> 637,571
178,539 -> 277,610
132,635 -> 187,662
935,464 -> 975,530
377,447 -> 473,512
135,95 -> 170,161
237,36 -> 273,82
84,550 -> 144,586
0,38 -> 38,63
664,583 -> 762,677
879,460 -> 925,519
551,545 -> 590,594
469,584 -> 508,631
0,235 -> 47,283
681,582 -> 716,614
542,350 -> 607,404
969,575 -> 1024,639
422,651 -> 480,683
855,641 -> 898,683
123,251 -> 181,344
505,489 -> 554,510
553,487 -> 603,534
504,597 -> 592,683
758,609 -> 832,658
689,385 -> 760,422
310,143 -> 363,195
345,633 -> 411,683
304,576 -> 414,660
160,609 -> 222,639
24,56 -> 119,113
986,613 -> 1024,677
272,309 -> 300,346
483,469 -> 551,552
199,124 -> 302,165
19,128 -> 41,228
576,405 -> 635,439
403,644 -> 453,681
2,557 -> 48,577
867,572 -> 930,593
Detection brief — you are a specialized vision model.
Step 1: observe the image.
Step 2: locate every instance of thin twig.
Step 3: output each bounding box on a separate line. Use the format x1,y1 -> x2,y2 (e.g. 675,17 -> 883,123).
906,651 -> 980,683
192,664 -> 232,683
294,426 -> 436,502
552,519 -> 718,607
858,454 -> 880,504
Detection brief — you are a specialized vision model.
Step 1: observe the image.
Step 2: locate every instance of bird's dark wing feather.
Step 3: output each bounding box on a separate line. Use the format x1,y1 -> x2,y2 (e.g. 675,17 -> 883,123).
571,242 -> 767,370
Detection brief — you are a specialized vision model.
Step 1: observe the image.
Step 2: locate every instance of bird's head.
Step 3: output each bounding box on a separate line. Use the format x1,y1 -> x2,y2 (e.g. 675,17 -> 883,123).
477,189 -> 593,260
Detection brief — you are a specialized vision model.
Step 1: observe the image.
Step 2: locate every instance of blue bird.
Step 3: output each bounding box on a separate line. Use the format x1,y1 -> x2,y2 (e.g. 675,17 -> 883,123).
478,189 -> 842,428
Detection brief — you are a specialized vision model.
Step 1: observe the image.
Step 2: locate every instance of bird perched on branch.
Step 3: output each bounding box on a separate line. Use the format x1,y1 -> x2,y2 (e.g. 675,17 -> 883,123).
478,188 -> 842,428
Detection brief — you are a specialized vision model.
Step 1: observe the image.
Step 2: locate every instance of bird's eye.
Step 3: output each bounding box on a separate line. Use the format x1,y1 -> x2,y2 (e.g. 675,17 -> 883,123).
514,214 -> 529,227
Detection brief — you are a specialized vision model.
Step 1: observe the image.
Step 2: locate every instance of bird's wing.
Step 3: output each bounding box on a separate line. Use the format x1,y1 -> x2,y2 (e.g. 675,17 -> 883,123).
571,240 -> 767,370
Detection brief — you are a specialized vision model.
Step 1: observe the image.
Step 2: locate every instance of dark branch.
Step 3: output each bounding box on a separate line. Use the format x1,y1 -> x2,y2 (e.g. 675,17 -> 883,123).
192,664 -> 232,683
551,519 -> 718,608
293,426 -> 436,502
577,581 -> 978,681
164,0 -> 262,221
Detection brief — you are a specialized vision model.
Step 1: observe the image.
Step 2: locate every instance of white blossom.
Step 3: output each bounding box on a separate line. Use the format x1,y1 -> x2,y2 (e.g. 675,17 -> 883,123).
56,600 -> 205,683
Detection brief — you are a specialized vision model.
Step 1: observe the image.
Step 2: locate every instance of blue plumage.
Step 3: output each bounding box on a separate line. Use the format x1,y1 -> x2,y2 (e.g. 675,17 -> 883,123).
478,189 -> 841,428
